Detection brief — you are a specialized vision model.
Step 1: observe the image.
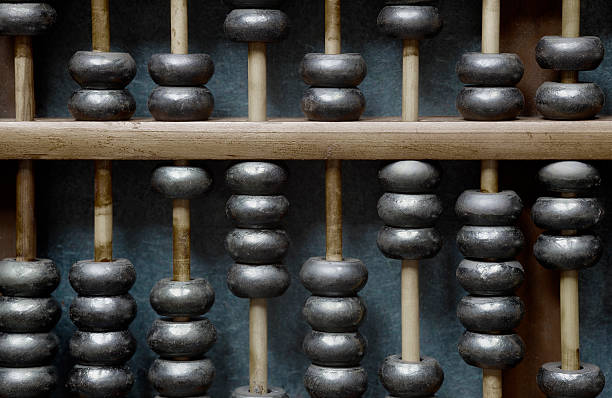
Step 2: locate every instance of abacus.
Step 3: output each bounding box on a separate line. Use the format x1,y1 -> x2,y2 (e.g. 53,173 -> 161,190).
0,0 -> 610,397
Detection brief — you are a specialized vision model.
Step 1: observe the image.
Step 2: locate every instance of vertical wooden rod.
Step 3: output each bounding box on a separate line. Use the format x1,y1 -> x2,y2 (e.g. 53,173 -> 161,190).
480,160 -> 499,193
14,36 -> 34,122
482,0 -> 500,54
94,160 -> 112,262
325,159 -> 343,261
91,0 -> 110,52
402,40 -> 419,122
172,197 -> 190,282
250,298 -> 268,394
401,260 -> 420,361
248,42 -> 267,122
171,0 -> 188,54
560,269 -> 580,370
561,0 -> 579,84
325,0 -> 341,55
483,369 -> 503,398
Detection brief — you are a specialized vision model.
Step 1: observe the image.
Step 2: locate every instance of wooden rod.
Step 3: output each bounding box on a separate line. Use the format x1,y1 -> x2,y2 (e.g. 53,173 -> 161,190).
14,36 -> 34,122
325,159 -> 343,261
91,0 -> 110,52
94,160 -> 112,262
249,298 -> 268,394
482,0 -> 500,54
325,0 -> 341,55
248,42 -> 267,122
172,197 -> 190,281
483,369 -> 503,398
561,0 -> 579,84
560,269 -> 580,370
401,259 -> 420,361
480,160 -> 499,193
16,160 -> 35,261
402,40 -> 419,122
171,0 -> 188,54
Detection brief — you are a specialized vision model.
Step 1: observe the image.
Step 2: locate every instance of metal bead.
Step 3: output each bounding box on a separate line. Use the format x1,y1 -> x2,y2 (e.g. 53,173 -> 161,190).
301,87 -> 366,122
226,195 -> 289,228
0,3 -> 56,36
0,332 -> 59,367
456,259 -> 524,296
148,358 -> 215,397
69,330 -> 136,366
457,86 -> 524,121
226,162 -> 287,195
300,257 -> 368,297
456,52 -> 524,87
379,161 -> 441,194
379,355 -> 444,398
455,190 -> 523,226
304,364 -> 368,398
532,197 -> 603,231
232,385 -> 288,398
300,53 -> 367,88
149,53 -> 214,86
69,258 -> 135,296
151,166 -> 213,199
303,330 -> 367,366
147,318 -> 217,359
538,161 -> 601,194
69,294 -> 137,332
227,263 -> 290,299
456,226 -> 524,260
0,297 -> 60,333
67,365 -> 134,398
69,51 -> 136,90
536,82 -> 604,120
303,296 -> 366,332
458,331 -> 525,370
537,362 -> 605,398
68,89 -> 136,121
225,229 -> 289,264
534,233 -> 602,271
224,9 -> 289,43
150,278 -> 215,318
457,295 -> 524,333
377,5 -> 442,40
148,86 -> 214,122
536,36 -> 604,71
0,258 -> 59,297
377,226 -> 442,260
377,193 -> 443,228
0,366 -> 57,398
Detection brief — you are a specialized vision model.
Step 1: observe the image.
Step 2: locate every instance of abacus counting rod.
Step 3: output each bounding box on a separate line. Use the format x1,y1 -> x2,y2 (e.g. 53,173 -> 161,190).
91,0 -> 110,52
401,260 -> 420,361
171,0 -> 188,54
482,0 -> 500,54
173,161 -> 191,282
402,40 -> 419,122
561,0 -> 579,83
249,42 -> 267,122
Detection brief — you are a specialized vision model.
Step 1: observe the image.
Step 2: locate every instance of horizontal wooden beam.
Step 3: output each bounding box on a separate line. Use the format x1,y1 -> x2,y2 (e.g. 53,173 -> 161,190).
0,117 -> 611,160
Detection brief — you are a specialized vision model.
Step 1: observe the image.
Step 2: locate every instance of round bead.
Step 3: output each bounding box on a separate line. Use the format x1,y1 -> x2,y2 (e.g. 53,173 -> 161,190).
303,331 -> 367,366
379,161 -> 441,193
0,297 -> 60,333
458,331 -> 525,369
69,294 -> 137,332
224,9 -> 289,43
537,362 -> 605,398
148,358 -> 215,397
150,278 -> 215,318
300,257 -> 368,297
532,197 -> 603,231
538,161 -> 601,194
304,365 -> 367,398
225,229 -> 289,264
0,366 -> 57,398
379,355 -> 444,398
456,53 -> 524,87
300,53 -> 367,88
456,259 -> 524,296
456,226 -> 524,260
147,318 -> 217,359
377,226 -> 442,260
0,258 -> 59,297
69,258 -> 135,296
535,82 -> 604,120
148,86 -> 214,122
226,162 -> 287,195
457,86 -> 525,121
151,166 -> 212,199
227,263 -> 290,298
377,5 -> 442,40
536,36 -> 604,71
69,51 -> 136,90
534,233 -> 602,271
69,330 -> 136,366
303,296 -> 366,332
0,3 -> 56,36
301,87 -> 366,122
455,190 -> 523,226
378,193 -> 443,228
226,195 -> 289,228
149,53 -> 214,86
232,385 -> 288,398
67,365 -> 134,398
68,89 -> 136,121
457,295 -> 524,333
0,332 -> 59,367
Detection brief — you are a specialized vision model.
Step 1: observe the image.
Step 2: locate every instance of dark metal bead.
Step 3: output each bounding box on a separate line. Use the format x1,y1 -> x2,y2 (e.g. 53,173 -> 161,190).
456,226 -> 524,260
300,257 -> 368,297
457,295 -> 524,333
148,86 -> 214,122
304,364 -> 368,398
150,278 -> 215,318
379,161 -> 441,194
377,5 -> 442,40
536,82 -> 604,120
232,385 -> 288,398
303,330 -> 367,366
456,259 -> 524,296
227,263 -> 290,298
0,297 -> 60,333
532,197 -> 604,231
67,365 -> 134,398
149,53 -> 214,86
536,36 -> 604,71
455,190 -> 523,226
378,193 -> 443,228
0,258 -> 59,297
69,258 -> 135,296
538,161 -> 601,195
225,229 -> 289,264
379,355 -> 444,398
0,366 -> 57,398
151,166 -> 213,199
226,162 -> 287,195
456,52 -> 524,87
69,51 -> 136,90
69,294 -> 137,332
149,358 -> 215,397
0,3 -> 56,36
224,9 -> 289,43
537,362 -> 605,398
534,233 -> 602,271
303,296 -> 366,332
0,332 -> 59,367
226,195 -> 289,228
147,318 -> 217,359
457,86 -> 524,121
458,331 -> 525,370
301,87 -> 366,122
300,53 -> 367,88
68,89 -> 136,121
69,330 -> 136,366
377,226 -> 442,260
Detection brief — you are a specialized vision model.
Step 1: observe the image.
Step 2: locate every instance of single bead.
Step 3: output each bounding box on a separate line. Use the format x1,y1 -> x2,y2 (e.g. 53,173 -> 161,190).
69,258 -> 135,296
68,89 -> 136,121
378,193 -> 443,228
456,259 -> 524,296
226,195 -> 289,228
303,331 -> 367,367
455,190 -> 523,226
69,330 -> 136,366
231,385 -> 288,398
377,226 -> 442,260
151,166 -> 213,199
379,355 -> 444,398
150,278 -> 215,318
536,82 -> 604,120
227,263 -> 290,298
0,258 -> 59,297
303,296 -> 366,332
456,226 -> 524,260
379,161 -> 441,193
67,365 -> 134,398
224,9 -> 289,43
300,257 -> 368,297
302,87 -> 366,122
534,233 -> 602,271
457,295 -> 524,333
456,53 -> 524,86
536,36 -> 604,71
304,365 -> 367,398
149,53 -> 214,86
69,294 -> 137,332
225,229 -> 289,264
0,297 -> 60,333
147,318 -> 217,359
537,362 -> 605,398
148,86 -> 214,122
532,197 -> 603,231
458,331 -> 525,369
0,366 -> 57,398
0,332 -> 59,367
148,358 -> 215,397
0,3 -> 56,36
300,53 -> 367,88
377,5 -> 442,40
538,161 -> 601,194
69,51 -> 136,90
226,162 -> 287,195
457,86 -> 524,121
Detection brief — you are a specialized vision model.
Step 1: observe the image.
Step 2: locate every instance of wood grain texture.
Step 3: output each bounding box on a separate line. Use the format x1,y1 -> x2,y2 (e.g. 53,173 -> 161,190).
91,0 -> 110,52
172,198 -> 190,282
325,159 -> 342,261
14,37 -> 34,122
171,0 -> 188,55
94,160 -> 112,262
401,259 -> 419,362
16,160 -> 35,261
